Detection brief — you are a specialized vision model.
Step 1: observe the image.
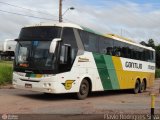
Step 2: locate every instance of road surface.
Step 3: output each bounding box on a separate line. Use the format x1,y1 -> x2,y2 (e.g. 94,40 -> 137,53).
0,79 -> 160,120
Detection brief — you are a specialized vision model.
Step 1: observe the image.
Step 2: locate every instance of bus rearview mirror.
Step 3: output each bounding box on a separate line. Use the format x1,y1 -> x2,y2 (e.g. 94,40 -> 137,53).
49,38 -> 61,53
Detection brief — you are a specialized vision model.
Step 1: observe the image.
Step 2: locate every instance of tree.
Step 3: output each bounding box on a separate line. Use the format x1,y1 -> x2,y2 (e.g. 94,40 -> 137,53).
140,41 -> 148,46
156,44 -> 160,51
148,39 -> 155,49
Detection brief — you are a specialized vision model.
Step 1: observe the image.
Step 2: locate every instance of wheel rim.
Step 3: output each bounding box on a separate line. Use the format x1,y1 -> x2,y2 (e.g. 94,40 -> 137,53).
135,82 -> 139,93
80,82 -> 88,95
141,82 -> 145,91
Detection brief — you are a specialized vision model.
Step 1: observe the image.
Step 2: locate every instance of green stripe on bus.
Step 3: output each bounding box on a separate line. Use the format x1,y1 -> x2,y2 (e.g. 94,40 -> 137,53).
93,53 -> 120,90
103,56 -> 120,89
93,53 -> 112,90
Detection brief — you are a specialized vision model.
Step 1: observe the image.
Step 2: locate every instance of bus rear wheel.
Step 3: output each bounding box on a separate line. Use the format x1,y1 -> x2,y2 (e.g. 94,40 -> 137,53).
76,79 -> 89,100
133,80 -> 140,94
139,80 -> 146,93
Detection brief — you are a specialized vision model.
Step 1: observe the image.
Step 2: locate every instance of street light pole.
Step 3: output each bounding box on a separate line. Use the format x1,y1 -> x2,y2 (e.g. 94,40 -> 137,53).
59,0 -> 74,22
59,0 -> 62,22
62,7 -> 75,16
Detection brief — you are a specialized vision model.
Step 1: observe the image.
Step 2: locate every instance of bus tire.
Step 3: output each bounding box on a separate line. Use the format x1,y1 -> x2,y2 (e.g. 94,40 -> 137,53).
133,80 -> 140,94
76,79 -> 89,100
139,80 -> 145,93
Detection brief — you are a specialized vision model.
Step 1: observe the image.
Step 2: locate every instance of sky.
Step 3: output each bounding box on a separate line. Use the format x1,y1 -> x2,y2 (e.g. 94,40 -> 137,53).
0,0 -> 159,44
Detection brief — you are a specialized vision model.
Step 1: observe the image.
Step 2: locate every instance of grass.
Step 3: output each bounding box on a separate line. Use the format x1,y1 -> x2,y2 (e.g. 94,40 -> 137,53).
0,61 -> 13,85
156,69 -> 160,78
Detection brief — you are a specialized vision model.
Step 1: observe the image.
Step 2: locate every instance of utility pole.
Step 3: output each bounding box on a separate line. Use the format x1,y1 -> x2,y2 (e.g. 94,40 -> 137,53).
59,0 -> 62,22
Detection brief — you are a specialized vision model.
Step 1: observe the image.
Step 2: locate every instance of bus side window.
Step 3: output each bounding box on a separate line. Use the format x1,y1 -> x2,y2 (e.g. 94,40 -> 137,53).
99,37 -> 113,55
106,47 -> 113,55
59,28 -> 78,72
113,41 -> 123,57
79,30 -> 99,53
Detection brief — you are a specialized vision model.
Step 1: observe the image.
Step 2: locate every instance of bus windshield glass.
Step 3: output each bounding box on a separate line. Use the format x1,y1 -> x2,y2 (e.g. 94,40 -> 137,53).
14,26 -> 62,73
15,41 -> 54,70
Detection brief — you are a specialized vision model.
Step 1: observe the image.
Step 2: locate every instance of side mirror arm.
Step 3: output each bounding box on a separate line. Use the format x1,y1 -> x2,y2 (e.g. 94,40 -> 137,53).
49,38 -> 62,53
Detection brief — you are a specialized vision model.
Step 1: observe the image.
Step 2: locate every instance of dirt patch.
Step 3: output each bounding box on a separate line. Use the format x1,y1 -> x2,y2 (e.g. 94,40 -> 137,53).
0,84 -> 14,89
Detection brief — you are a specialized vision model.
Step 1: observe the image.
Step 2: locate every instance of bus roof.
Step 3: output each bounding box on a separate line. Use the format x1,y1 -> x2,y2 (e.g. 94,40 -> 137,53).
24,22 -> 83,30
24,22 -> 155,51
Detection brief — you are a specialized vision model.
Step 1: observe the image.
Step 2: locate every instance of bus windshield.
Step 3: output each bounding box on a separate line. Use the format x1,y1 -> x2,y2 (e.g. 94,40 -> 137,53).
14,26 -> 62,74
15,41 -> 55,71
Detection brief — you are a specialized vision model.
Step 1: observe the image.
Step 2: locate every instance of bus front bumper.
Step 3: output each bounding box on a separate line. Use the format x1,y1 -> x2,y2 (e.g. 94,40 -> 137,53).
12,73 -> 64,94
13,83 -> 56,93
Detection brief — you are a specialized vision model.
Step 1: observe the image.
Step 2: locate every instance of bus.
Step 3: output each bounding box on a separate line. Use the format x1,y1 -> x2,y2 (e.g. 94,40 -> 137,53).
13,22 -> 155,100
0,39 -> 17,60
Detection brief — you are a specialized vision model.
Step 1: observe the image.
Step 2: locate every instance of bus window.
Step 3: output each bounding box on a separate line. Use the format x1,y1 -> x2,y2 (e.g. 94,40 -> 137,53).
59,28 -> 78,72
79,30 -> 99,53
113,40 -> 124,57
99,37 -> 113,55
120,43 -> 128,58
148,51 -> 154,62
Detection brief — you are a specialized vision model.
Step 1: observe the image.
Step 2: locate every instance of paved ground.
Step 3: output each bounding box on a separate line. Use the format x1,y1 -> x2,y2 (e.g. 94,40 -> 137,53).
0,79 -> 160,120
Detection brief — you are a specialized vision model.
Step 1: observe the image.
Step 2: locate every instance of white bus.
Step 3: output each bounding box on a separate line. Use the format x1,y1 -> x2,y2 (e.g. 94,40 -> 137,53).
13,22 -> 155,99
0,39 -> 17,60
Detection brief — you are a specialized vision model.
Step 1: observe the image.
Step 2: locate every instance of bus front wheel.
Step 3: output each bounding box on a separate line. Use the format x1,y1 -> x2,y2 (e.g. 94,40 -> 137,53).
76,79 -> 89,100
133,80 -> 140,94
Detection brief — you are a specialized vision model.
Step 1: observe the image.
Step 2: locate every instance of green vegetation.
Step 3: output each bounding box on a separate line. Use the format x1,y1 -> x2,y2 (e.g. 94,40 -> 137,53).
156,69 -> 160,78
0,61 -> 13,85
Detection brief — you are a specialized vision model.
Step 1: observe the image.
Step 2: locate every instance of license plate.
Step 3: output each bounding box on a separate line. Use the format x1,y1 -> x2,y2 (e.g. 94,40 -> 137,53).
25,83 -> 32,88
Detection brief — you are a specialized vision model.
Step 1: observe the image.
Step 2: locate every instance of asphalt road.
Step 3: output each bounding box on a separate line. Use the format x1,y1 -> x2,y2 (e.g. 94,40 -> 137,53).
0,79 -> 160,120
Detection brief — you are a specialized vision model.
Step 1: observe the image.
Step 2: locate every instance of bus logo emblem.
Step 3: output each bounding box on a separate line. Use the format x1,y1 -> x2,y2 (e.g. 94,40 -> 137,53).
62,80 -> 75,90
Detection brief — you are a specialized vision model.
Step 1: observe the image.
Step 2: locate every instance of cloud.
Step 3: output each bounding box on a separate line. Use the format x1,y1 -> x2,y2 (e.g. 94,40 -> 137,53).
0,0 -> 159,43
0,0 -> 58,40
65,0 -> 160,43
0,12 -> 30,40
